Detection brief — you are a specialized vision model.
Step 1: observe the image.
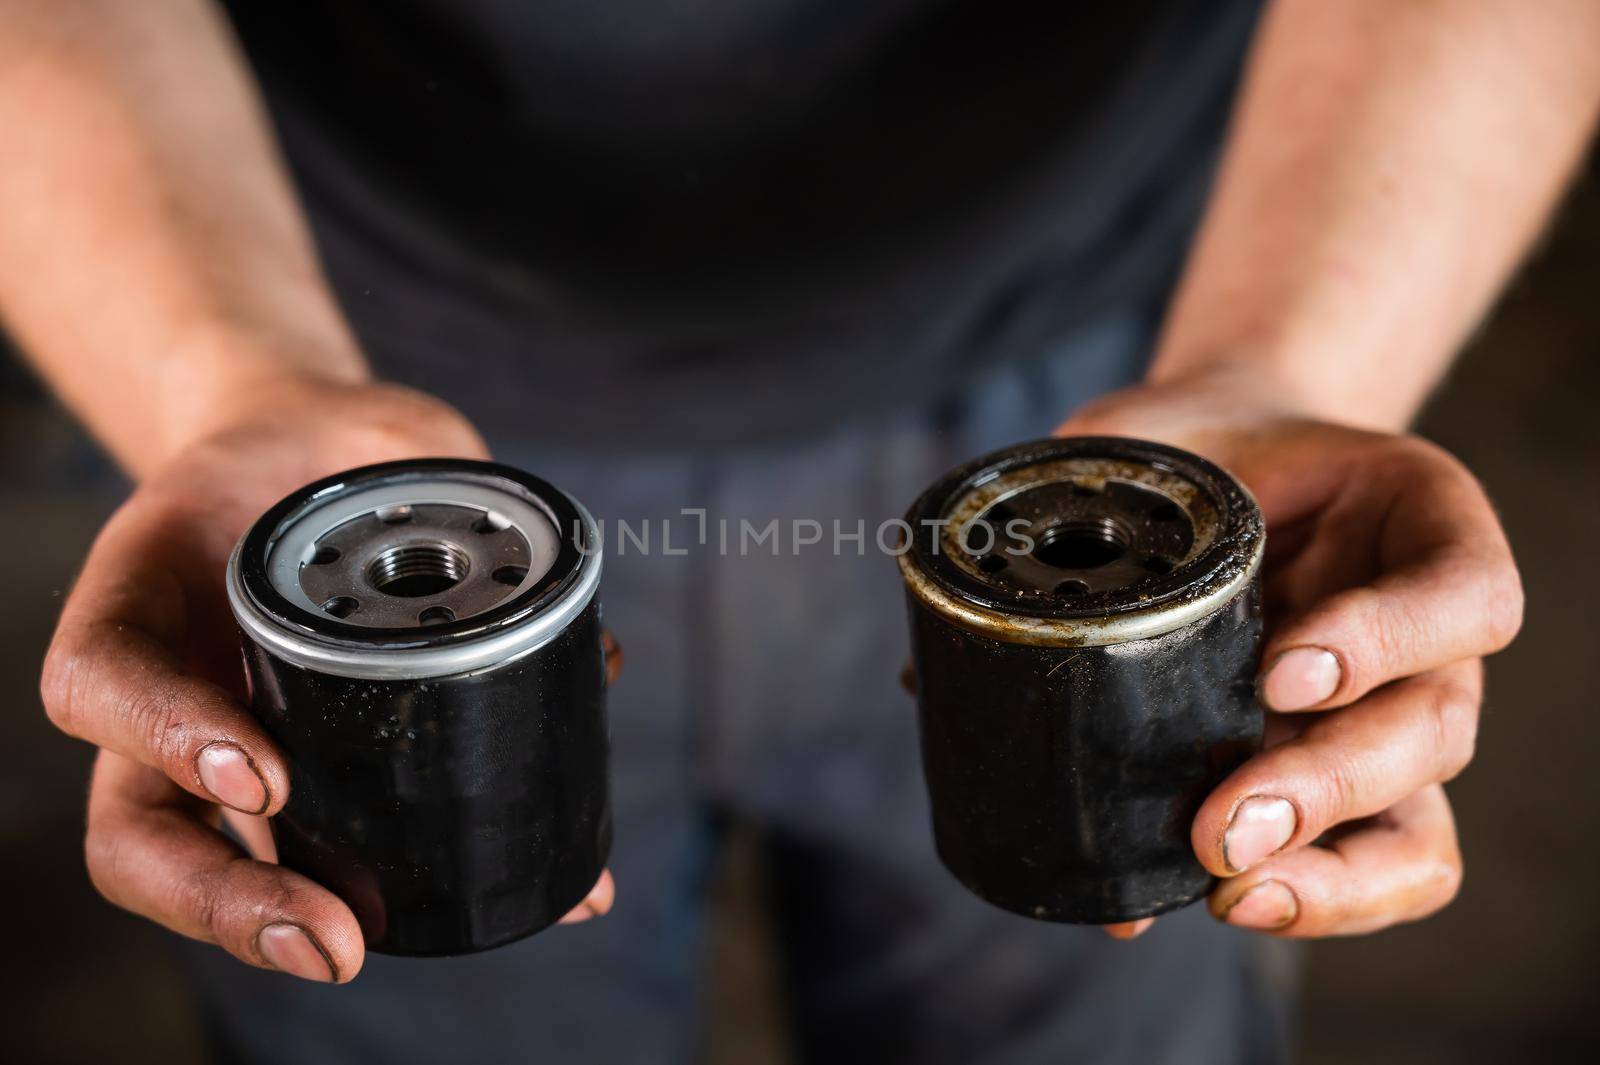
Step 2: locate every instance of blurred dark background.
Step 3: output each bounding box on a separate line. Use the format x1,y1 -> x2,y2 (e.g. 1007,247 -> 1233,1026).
3,174 -> 1598,1065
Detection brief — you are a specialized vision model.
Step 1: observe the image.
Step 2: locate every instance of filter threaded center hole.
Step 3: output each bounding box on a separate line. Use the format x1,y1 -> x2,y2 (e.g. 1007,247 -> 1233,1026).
366,541 -> 470,598
1033,518 -> 1131,570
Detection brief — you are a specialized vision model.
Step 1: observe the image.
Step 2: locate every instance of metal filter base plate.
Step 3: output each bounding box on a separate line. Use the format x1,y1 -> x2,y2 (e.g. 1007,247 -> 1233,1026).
947,460 -> 1208,599
228,460 -> 601,680
269,480 -> 559,630
900,437 -> 1264,647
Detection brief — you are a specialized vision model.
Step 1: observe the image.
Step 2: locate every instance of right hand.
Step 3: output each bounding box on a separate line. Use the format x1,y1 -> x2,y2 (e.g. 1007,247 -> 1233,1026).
40,376 -> 614,982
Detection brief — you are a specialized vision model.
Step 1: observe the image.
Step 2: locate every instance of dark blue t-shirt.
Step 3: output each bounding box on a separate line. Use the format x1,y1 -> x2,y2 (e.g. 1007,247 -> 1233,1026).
222,0 -> 1260,449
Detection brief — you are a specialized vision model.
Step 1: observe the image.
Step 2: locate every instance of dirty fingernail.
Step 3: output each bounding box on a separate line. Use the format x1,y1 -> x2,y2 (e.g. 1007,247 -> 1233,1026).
1259,646 -> 1341,710
1224,795 -> 1296,872
1223,880 -> 1298,930
257,923 -> 335,982
197,742 -> 268,814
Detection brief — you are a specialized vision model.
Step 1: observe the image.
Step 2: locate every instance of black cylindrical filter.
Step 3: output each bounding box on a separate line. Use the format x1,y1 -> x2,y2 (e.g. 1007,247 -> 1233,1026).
899,436 -> 1265,924
227,458 -> 610,956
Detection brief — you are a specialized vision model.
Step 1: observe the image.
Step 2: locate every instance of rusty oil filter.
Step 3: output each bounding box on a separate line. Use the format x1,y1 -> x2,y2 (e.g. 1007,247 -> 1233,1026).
899,436 -> 1265,923
226,458 -> 610,956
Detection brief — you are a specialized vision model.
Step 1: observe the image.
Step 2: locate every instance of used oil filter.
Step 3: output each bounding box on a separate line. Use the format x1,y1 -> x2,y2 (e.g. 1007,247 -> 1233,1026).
899,436 -> 1265,923
226,458 -> 609,956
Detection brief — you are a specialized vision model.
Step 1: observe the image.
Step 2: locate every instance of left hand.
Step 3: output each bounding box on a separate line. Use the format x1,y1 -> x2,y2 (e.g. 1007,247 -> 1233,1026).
39,378 -> 616,983
1058,369 -> 1523,938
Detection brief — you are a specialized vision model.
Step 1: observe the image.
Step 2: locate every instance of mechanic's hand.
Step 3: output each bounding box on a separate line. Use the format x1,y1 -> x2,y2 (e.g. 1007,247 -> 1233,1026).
1060,368 -> 1523,939
41,376 -> 615,983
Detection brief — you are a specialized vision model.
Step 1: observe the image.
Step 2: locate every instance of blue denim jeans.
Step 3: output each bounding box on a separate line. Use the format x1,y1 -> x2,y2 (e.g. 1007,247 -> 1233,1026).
185,310 -> 1292,1064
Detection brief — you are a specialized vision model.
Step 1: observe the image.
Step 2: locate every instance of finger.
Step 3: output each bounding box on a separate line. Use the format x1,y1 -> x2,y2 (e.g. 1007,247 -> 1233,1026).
1194,661 -> 1480,876
86,751 -> 364,981
1257,447 -> 1521,712
221,807 -> 278,863
558,868 -> 616,925
603,631 -> 624,687
41,517 -> 288,814
1208,785 -> 1461,937
1101,918 -> 1155,940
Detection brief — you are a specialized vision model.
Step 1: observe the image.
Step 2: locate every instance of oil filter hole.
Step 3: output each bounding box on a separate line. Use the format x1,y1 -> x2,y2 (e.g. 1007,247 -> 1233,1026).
308,545 -> 341,566
418,605 -> 456,625
321,595 -> 359,618
978,554 -> 1008,574
1054,579 -> 1090,597
1033,518 -> 1131,570
493,565 -> 528,586
376,505 -> 414,525
366,542 -> 471,598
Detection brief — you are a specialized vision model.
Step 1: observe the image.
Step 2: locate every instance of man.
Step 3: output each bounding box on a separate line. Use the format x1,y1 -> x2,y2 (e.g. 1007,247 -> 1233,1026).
3,0 -> 1586,1062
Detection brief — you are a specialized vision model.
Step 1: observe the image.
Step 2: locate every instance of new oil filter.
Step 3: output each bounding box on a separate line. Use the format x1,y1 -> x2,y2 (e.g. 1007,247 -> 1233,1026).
226,458 -> 609,956
899,436 -> 1265,923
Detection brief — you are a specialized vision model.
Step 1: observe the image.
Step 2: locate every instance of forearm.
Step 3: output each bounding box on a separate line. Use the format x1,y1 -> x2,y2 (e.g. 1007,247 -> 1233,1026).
0,0 -> 367,477
1151,0 -> 1600,430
